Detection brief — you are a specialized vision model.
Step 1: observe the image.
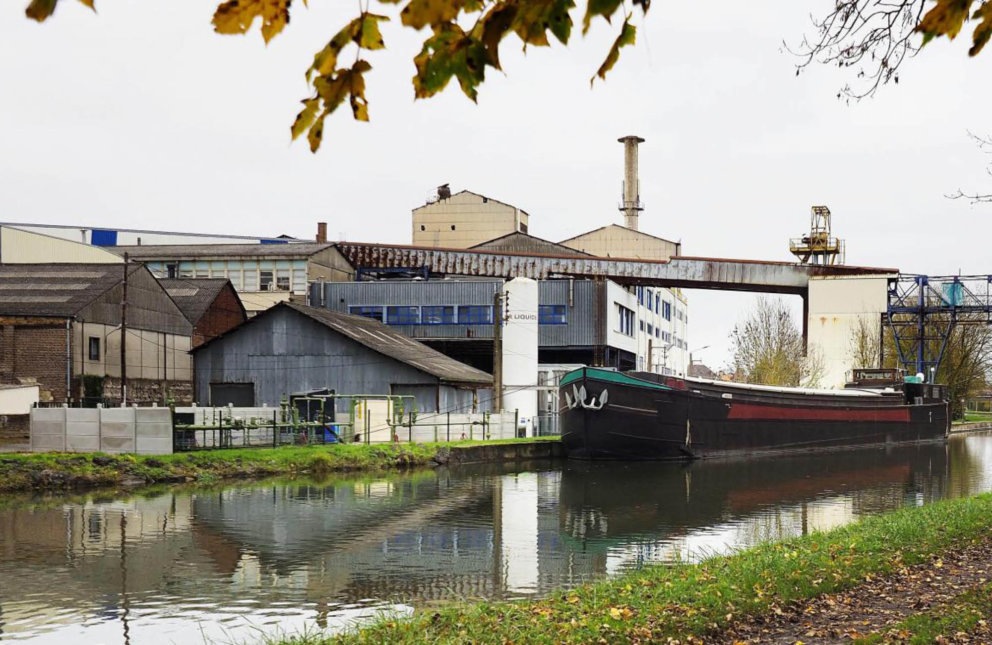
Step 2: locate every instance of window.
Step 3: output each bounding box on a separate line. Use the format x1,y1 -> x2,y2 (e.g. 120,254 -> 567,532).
662,301 -> 672,321
538,304 -> 567,325
422,305 -> 456,324
637,286 -> 644,306
349,306 -> 384,322
88,337 -> 100,360
655,293 -> 660,313
639,320 -> 645,332
260,270 -> 273,291
647,323 -> 653,336
275,269 -> 291,291
387,306 -> 420,324
655,327 -> 660,338
617,305 -> 635,336
166,263 -> 178,279
458,305 -> 493,324
646,289 -> 653,312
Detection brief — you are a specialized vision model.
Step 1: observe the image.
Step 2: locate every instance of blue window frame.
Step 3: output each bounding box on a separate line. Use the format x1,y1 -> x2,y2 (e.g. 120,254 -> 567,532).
655,327 -> 660,338
422,305 -> 455,324
646,289 -> 653,312
617,305 -> 635,336
349,306 -> 384,322
387,306 -> 420,324
538,304 -> 567,325
655,294 -> 660,313
458,305 -> 493,324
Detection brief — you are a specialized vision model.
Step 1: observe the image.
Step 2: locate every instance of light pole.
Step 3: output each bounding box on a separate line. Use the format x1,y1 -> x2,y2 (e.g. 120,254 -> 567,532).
649,343 -> 674,374
688,345 -> 711,374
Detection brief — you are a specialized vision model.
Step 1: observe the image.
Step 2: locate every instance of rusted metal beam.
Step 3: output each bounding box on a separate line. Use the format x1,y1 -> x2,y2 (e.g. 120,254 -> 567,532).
334,242 -> 895,295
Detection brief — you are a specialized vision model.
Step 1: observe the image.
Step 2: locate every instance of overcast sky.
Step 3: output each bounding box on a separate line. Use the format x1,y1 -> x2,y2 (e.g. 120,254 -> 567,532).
2,0 -> 991,367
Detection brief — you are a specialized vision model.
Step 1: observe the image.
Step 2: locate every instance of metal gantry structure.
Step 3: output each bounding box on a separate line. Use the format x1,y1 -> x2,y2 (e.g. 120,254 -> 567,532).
886,274 -> 992,378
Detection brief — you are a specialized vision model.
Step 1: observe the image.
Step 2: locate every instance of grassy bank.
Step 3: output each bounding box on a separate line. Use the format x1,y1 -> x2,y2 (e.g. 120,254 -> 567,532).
0,438 -> 557,494
276,491 -> 992,644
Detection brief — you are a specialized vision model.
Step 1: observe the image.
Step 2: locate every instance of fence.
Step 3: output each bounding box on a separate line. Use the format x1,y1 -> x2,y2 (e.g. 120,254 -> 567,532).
30,406 -> 173,455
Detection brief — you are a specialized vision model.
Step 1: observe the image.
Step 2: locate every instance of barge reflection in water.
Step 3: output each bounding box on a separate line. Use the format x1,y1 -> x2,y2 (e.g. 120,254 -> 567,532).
1,433 -> 991,643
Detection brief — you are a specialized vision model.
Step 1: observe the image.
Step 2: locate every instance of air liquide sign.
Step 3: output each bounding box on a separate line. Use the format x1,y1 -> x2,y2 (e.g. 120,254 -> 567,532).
502,278 -> 538,437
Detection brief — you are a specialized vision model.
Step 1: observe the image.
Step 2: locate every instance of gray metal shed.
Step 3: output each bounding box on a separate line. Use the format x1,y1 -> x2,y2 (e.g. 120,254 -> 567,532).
192,302 -> 493,413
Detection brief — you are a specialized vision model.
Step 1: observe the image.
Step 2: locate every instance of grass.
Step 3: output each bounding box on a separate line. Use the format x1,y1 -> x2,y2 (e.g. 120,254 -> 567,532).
0,437 -> 558,494
857,583 -> 992,644
961,410 -> 992,423
261,491 -> 992,644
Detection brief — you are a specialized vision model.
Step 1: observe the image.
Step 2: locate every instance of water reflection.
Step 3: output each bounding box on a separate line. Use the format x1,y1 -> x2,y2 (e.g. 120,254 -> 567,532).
1,433 -> 991,643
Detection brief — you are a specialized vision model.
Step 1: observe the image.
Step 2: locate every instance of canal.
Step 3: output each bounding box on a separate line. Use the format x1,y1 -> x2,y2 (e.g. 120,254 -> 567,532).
3,432 -> 992,643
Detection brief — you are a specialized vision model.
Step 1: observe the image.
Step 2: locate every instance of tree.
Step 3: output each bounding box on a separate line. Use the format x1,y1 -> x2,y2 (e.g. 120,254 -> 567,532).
24,0 -> 646,152
793,0 -> 992,99
848,314 -> 883,371
729,296 -> 824,388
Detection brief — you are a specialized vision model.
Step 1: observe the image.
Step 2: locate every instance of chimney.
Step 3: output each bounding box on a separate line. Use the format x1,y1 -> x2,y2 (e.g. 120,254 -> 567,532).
316,222 -> 327,243
618,135 -> 645,231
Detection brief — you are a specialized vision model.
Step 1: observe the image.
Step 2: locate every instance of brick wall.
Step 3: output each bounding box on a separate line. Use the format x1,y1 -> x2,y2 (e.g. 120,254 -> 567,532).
0,414 -> 29,443
193,285 -> 246,347
101,377 -> 193,405
0,321 -> 68,402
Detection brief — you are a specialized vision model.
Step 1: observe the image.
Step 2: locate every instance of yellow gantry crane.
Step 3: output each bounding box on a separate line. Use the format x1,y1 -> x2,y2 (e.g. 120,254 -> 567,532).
789,205 -> 846,265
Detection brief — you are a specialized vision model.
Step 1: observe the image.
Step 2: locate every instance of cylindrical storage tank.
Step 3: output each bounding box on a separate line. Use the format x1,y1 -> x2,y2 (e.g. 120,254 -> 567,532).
502,277 -> 539,437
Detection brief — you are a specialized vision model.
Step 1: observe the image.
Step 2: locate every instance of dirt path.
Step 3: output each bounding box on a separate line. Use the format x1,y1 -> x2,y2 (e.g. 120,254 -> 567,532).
717,536 -> 992,644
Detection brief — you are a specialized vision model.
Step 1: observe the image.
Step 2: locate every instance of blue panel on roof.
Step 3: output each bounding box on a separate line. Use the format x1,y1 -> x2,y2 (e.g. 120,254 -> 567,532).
91,229 -> 118,246
260,239 -> 288,244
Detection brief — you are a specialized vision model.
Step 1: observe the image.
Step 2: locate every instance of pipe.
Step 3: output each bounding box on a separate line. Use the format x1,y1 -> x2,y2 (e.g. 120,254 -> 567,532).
65,318 -> 72,403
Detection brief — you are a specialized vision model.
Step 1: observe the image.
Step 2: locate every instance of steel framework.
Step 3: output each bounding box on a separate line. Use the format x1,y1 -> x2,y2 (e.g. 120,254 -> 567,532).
886,274 -> 992,378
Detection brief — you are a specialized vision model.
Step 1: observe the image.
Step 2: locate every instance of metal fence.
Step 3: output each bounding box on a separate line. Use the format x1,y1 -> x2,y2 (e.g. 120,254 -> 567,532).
534,414 -> 561,437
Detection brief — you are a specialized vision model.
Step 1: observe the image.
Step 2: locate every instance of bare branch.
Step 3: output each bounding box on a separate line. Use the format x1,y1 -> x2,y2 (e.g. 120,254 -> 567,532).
789,0 -> 926,99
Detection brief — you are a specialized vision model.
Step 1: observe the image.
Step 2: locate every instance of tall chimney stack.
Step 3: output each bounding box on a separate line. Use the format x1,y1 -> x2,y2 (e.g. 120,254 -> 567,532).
618,135 -> 645,231
316,222 -> 328,243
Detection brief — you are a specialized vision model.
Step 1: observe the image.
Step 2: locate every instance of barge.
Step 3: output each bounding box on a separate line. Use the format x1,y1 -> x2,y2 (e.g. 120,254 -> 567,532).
559,367 -> 949,460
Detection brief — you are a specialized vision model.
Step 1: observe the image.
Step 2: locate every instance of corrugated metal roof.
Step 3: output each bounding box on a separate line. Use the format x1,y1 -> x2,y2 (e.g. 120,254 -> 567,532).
160,278 -> 237,324
111,242 -> 333,259
0,263 -> 140,317
470,232 -> 590,257
558,223 -> 680,246
283,302 -> 492,386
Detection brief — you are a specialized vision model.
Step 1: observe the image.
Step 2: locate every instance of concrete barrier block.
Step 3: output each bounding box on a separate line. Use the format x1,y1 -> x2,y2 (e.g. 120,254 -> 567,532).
66,435 -> 101,452
101,436 -> 135,453
31,420 -> 65,436
101,422 -> 134,438
100,408 -> 135,423
66,409 -> 100,423
136,438 -> 173,455
31,434 -> 65,452
31,408 -> 65,422
136,423 -> 171,439
136,408 -> 172,423
67,421 -> 100,437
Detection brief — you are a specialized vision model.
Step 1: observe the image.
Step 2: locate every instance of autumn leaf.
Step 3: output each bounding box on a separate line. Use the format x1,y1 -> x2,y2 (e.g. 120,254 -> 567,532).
299,59 -> 373,151
970,2 -> 992,55
916,0 -> 974,45
401,0 -> 465,31
510,0 -> 574,47
25,0 -> 93,21
479,3 -> 518,68
582,0 -> 622,34
291,97 -> 319,139
413,24 -> 487,101
212,0 -> 292,44
591,17 -> 634,85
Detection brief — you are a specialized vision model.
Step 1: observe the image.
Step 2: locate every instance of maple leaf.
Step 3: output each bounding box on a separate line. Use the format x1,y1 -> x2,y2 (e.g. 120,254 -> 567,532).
25,0 -> 93,21
591,17 -> 634,85
916,0 -> 974,45
212,0 -> 292,44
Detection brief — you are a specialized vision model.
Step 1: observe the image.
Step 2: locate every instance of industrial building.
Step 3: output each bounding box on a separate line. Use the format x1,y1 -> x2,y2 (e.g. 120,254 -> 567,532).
0,263 -> 194,406
412,188 -> 530,248
112,240 -> 353,314
191,301 -> 493,412
159,278 -> 247,347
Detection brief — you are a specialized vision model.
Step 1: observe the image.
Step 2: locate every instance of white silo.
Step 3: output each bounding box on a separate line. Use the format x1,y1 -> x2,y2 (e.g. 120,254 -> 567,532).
501,277 -> 539,436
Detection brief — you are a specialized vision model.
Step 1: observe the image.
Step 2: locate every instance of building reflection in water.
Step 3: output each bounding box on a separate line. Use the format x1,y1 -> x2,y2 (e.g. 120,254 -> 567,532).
2,434 -> 992,643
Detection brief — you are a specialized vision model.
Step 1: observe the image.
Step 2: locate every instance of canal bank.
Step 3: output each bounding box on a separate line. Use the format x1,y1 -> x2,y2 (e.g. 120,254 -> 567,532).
0,438 -> 561,493
320,490 -> 992,644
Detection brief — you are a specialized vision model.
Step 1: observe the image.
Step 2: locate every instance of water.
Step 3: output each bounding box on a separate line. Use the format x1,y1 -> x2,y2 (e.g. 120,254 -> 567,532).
3,433 -> 992,644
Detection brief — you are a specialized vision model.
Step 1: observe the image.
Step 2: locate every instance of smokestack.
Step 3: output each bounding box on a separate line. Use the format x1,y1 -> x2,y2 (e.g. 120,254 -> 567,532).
316,222 -> 327,243
618,135 -> 645,230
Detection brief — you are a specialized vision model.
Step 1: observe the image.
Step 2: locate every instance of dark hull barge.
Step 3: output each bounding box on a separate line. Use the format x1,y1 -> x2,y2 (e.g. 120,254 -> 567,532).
559,368 -> 950,461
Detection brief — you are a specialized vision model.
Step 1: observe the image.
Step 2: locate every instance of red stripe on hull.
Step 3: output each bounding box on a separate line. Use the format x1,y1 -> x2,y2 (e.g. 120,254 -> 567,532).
726,403 -> 911,422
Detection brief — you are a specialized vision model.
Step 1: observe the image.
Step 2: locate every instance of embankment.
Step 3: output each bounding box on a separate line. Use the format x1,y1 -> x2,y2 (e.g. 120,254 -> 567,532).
314,491 -> 992,644
0,438 -> 560,494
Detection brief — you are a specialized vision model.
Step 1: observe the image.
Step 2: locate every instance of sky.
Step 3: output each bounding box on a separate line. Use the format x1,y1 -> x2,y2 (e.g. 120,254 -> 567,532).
2,0 -> 992,369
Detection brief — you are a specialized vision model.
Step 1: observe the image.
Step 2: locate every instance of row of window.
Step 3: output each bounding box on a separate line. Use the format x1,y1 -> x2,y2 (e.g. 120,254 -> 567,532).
635,286 -> 684,322
348,304 -> 568,325
146,260 -> 309,293
617,305 -> 636,336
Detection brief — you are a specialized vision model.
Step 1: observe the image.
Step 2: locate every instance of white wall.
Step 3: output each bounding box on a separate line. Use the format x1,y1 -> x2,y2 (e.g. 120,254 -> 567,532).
807,275 -> 893,388
502,278 -> 539,435
0,385 -> 40,415
0,226 -> 122,263
605,281 -> 638,355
